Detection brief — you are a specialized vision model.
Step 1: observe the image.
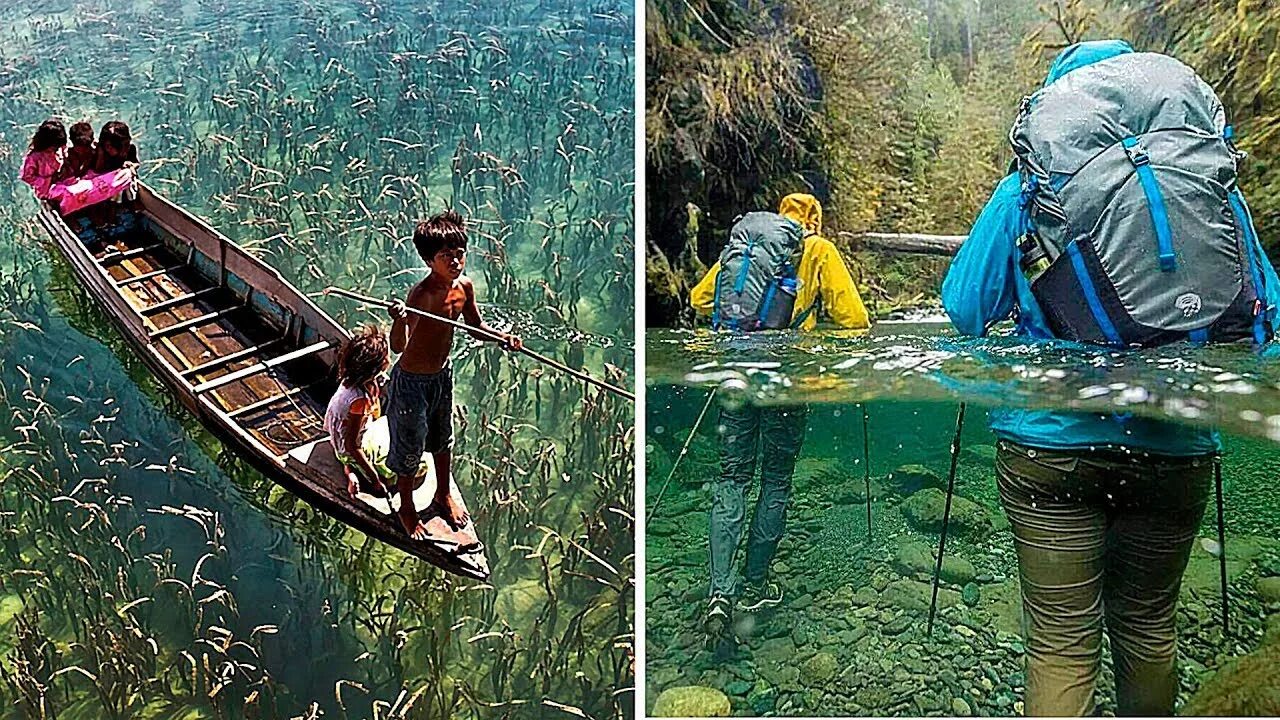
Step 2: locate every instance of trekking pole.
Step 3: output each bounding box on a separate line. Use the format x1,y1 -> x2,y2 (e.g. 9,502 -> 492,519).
647,386 -> 718,529
927,402 -> 967,637
1214,455 -> 1230,636
323,286 -> 634,401
862,403 -> 872,540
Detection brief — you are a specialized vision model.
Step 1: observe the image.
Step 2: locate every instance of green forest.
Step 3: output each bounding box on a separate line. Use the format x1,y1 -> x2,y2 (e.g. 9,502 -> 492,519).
646,0 -> 1280,326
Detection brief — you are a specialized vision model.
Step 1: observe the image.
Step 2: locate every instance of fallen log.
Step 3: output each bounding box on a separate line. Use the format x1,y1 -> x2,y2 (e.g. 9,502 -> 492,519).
839,231 -> 966,256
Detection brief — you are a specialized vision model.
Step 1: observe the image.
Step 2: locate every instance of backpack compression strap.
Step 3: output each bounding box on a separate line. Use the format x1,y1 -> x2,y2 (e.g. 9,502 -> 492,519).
1121,136 -> 1176,272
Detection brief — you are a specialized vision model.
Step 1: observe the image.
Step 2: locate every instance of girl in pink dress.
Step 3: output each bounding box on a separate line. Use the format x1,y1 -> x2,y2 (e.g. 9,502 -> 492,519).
19,119 -> 67,201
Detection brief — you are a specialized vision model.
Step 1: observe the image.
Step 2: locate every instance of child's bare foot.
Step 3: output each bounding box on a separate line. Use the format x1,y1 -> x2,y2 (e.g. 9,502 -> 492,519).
424,496 -> 469,532
397,505 -> 429,540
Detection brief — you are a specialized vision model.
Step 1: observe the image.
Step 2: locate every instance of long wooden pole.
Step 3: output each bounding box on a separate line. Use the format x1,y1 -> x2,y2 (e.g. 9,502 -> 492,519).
323,286 -> 635,401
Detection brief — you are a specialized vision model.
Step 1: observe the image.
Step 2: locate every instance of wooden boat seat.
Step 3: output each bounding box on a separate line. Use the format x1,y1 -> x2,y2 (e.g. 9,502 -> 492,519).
191,341 -> 334,395
286,436 -> 485,560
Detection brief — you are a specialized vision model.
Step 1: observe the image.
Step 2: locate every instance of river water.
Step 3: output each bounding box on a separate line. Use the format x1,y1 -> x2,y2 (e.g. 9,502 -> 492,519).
645,322 -> 1280,716
0,1 -> 634,718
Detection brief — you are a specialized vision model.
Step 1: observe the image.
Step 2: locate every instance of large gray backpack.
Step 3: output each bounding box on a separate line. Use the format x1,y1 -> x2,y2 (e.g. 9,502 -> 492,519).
1011,51 -> 1271,347
712,212 -> 804,331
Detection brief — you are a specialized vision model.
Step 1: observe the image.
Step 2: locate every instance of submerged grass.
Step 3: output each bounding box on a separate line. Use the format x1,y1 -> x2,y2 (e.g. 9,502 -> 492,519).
0,0 -> 634,717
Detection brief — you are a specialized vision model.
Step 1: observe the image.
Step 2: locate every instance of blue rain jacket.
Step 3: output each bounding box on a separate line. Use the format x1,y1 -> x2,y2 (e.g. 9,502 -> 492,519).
942,40 -> 1280,456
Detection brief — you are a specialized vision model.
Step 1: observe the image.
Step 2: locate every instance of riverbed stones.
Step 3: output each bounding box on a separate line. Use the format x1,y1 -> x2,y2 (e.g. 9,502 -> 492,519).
885,464 -> 945,495
652,686 -> 732,717
882,578 -> 960,613
952,697 -> 973,716
893,538 -> 976,584
882,615 -> 913,635
1257,576 -> 1280,606
1181,638 -> 1280,715
900,488 -> 992,536
852,586 -> 879,606
962,444 -> 997,465
802,652 -> 838,684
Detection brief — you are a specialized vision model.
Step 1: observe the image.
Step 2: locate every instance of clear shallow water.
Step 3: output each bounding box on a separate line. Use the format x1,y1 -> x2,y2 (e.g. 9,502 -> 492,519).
0,1 -> 634,718
645,326 -> 1280,716
649,321 -> 1280,444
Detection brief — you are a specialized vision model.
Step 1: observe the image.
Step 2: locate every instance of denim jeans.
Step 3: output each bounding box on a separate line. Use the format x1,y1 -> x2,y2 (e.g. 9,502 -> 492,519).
708,404 -> 808,598
995,440 -> 1212,716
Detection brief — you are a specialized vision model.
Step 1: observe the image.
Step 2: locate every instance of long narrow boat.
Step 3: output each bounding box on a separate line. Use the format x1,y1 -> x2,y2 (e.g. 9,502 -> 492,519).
34,184 -> 489,580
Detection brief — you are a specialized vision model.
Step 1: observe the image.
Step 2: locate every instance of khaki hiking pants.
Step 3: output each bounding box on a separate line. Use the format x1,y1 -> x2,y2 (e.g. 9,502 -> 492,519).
995,440 -> 1212,717
708,404 -> 808,598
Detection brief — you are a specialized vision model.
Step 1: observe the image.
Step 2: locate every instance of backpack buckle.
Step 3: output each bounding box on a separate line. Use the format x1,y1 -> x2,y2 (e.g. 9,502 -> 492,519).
1122,138 -> 1150,166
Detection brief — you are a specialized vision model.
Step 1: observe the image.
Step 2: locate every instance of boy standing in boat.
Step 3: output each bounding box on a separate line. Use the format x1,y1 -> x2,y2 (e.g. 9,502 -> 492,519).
387,210 -> 522,539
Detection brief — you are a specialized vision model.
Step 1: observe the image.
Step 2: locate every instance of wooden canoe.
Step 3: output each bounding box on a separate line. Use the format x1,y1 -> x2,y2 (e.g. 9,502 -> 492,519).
34,184 -> 490,581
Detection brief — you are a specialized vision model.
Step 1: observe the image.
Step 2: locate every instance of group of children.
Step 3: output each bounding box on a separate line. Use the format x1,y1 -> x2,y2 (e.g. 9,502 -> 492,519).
324,210 -> 523,540
20,117 -> 139,209
21,118 -> 509,543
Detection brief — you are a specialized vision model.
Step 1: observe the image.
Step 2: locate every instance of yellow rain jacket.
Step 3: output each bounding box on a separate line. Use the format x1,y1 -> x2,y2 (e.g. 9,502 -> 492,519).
691,193 -> 870,331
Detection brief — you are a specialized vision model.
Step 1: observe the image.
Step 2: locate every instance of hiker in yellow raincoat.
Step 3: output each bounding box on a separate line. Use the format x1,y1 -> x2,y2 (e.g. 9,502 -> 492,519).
690,193 -> 870,643
690,193 -> 870,331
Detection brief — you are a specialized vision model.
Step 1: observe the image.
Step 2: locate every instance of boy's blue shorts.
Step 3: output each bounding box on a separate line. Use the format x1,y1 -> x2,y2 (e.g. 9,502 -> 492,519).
384,362 -> 453,477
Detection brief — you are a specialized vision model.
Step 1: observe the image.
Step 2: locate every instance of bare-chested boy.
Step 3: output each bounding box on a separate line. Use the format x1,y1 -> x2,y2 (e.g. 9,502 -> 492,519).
386,210 -> 522,539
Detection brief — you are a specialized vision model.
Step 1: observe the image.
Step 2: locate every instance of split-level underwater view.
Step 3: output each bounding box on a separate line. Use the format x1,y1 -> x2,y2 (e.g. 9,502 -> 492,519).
0,1 -> 635,718
645,327 -> 1280,716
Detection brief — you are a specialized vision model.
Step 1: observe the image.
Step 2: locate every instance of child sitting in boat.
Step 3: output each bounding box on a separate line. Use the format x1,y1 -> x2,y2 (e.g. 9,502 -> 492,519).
57,122 -> 96,181
324,325 -> 395,499
386,210 -> 523,539
19,119 -> 67,201
93,120 -> 139,174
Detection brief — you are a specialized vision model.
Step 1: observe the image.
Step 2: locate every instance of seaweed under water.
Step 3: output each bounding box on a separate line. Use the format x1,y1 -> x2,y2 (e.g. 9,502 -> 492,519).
645,324 -> 1280,717
0,1 -> 635,718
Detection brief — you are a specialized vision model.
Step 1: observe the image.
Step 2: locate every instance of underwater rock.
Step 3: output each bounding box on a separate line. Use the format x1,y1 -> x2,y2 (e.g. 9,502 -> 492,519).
884,464 -> 945,495
975,578 -> 1025,636
852,586 -> 879,606
833,480 -> 884,506
802,651 -> 838,684
882,614 -> 913,635
882,578 -> 960,613
961,444 -> 997,465
649,518 -> 680,537
1257,577 -> 1280,606
757,662 -> 802,692
893,539 -> 976,585
756,637 -> 797,665
962,582 -> 981,606
1265,614 -> 1280,645
1179,637 -> 1280,716
952,697 -> 973,716
724,679 -> 752,696
1183,555 -> 1248,594
748,686 -> 778,715
900,489 -> 992,536
651,686 -> 732,717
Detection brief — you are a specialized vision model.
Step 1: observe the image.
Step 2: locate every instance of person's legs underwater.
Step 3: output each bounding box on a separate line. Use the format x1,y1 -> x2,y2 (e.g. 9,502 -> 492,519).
706,405 -> 761,636
739,403 -> 808,611
1104,454 -> 1211,716
996,440 -> 1108,716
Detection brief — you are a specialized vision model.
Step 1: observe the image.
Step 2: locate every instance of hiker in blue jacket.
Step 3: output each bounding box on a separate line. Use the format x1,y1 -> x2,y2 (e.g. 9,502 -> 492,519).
943,39 -> 1280,716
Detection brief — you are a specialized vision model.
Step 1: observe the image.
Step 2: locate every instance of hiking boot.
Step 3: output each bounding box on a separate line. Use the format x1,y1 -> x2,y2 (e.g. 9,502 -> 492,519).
704,595 -> 731,639
736,579 -> 783,612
